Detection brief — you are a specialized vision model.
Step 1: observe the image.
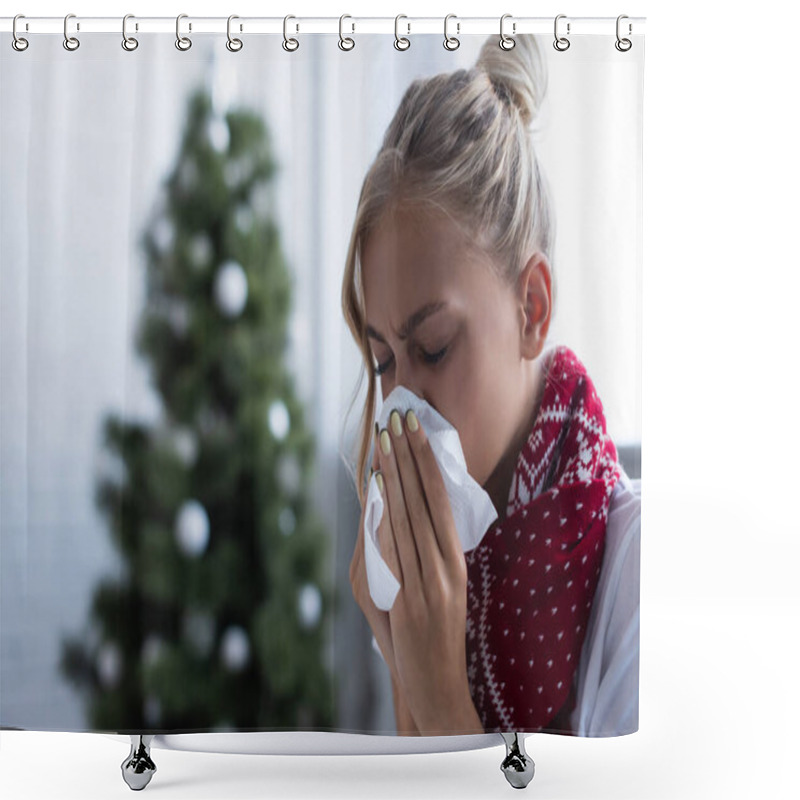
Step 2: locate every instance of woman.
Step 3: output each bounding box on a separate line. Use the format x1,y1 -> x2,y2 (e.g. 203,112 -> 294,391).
343,34 -> 638,736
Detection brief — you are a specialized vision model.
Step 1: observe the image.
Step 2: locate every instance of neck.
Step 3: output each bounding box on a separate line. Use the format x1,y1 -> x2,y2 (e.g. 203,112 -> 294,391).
483,351 -> 550,522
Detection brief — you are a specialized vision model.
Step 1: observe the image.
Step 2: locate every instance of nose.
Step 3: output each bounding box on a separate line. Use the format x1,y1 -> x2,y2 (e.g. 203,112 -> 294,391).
390,358 -> 428,405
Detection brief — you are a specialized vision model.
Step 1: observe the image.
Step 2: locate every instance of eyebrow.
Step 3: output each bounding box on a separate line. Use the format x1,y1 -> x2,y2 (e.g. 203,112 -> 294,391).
366,301 -> 448,344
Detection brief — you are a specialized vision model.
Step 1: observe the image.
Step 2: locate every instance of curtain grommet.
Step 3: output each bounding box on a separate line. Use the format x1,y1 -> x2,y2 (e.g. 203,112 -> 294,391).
443,14 -> 460,51
63,13 -> 80,51
499,14 -> 515,50
553,14 -> 571,52
226,15 -> 243,52
12,14 -> 29,51
175,14 -> 192,51
122,14 -> 139,52
338,14 -> 355,51
394,15 -> 410,51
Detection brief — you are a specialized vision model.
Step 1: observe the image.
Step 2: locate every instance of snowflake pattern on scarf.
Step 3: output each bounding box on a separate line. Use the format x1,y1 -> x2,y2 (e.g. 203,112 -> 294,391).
464,344 -> 622,733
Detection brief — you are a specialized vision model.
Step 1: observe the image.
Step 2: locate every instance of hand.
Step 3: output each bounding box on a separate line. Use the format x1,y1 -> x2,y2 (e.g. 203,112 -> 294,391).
375,408 -> 483,734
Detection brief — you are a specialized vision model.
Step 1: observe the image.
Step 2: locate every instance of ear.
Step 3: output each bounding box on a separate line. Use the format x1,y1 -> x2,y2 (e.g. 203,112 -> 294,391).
517,252 -> 552,360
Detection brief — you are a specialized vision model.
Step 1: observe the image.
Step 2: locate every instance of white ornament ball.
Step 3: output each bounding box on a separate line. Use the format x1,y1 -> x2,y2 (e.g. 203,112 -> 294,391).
206,115 -> 230,153
220,625 -> 250,672
183,610 -> 215,658
151,217 -> 175,255
278,507 -> 296,536
268,400 -> 290,441
224,155 -> 255,189
171,427 -> 198,467
214,260 -> 248,318
250,181 -> 271,218
235,204 -> 254,234
276,452 -> 302,496
175,499 -> 210,557
140,635 -> 165,667
168,299 -> 190,336
97,641 -> 122,688
189,233 -> 213,268
298,583 -> 322,629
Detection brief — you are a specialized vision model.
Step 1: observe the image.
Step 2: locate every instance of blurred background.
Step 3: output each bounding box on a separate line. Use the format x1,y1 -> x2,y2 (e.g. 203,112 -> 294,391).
0,31 -> 641,734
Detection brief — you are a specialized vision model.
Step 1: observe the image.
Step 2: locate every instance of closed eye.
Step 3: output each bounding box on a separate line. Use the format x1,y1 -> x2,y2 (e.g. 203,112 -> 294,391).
374,346 -> 448,376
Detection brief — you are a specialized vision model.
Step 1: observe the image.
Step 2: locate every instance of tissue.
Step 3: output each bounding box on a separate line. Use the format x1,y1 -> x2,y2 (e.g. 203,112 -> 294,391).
364,386 -> 498,612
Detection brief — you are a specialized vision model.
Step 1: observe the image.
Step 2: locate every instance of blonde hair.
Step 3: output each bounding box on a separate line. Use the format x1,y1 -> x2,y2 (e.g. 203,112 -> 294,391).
341,34 -> 556,507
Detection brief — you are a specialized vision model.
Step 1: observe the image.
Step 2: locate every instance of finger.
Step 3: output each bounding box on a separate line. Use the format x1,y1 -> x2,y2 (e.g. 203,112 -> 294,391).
363,422 -> 381,499
374,424 -> 403,585
403,408 -> 462,566
358,422 -> 383,529
354,423 -> 382,585
371,421 -> 381,470
387,408 -> 439,584
377,420 -> 423,599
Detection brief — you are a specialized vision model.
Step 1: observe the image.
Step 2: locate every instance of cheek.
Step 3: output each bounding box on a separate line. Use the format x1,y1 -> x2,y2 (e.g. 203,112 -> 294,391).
453,325 -> 518,484
441,340 -> 498,481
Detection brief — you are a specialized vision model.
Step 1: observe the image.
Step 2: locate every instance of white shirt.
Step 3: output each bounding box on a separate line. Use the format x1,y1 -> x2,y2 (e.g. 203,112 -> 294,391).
569,468 -> 641,736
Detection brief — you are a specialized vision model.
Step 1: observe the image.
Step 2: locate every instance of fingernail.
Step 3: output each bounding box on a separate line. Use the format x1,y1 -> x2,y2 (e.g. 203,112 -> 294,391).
390,409 -> 403,437
375,472 -> 384,494
380,428 -> 392,456
405,409 -> 419,433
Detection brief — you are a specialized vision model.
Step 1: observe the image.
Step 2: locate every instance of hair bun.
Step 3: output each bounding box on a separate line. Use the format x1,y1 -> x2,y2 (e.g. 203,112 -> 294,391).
476,34 -> 548,127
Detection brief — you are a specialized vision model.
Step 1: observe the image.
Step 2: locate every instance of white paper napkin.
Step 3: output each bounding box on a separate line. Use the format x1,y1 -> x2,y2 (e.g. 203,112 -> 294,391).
364,385 -> 499,612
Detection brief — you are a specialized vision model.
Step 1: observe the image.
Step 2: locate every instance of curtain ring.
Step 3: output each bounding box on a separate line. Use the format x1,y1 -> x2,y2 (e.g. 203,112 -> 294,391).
12,14 -> 29,52
553,14 -> 570,51
615,14 -> 632,51
283,15 -> 299,52
122,14 -> 139,52
499,14 -> 515,50
63,13 -> 80,51
339,14 -> 355,51
394,14 -> 410,51
443,14 -> 460,51
176,14 -> 192,51
227,15 -> 243,52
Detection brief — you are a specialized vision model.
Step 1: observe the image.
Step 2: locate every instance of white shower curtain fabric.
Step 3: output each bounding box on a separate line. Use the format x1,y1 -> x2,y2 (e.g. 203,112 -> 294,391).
0,29 -> 643,737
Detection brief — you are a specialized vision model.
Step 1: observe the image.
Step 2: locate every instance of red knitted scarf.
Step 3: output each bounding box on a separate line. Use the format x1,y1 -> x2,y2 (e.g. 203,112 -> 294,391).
465,344 -> 622,733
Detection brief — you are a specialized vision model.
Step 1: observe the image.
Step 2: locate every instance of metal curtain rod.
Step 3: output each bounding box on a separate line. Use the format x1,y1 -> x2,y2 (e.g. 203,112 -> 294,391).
1,15 -> 646,36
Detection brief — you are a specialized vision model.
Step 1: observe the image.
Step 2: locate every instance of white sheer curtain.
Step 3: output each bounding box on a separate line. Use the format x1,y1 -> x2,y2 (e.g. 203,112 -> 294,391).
1,31 -> 641,730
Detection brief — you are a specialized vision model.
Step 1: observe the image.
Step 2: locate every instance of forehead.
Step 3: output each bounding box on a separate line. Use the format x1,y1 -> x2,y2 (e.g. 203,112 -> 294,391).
364,205 -> 465,265
361,206 -> 479,311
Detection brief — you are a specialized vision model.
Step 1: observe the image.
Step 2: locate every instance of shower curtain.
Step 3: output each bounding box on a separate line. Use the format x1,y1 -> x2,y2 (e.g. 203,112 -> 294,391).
0,16 -> 644,739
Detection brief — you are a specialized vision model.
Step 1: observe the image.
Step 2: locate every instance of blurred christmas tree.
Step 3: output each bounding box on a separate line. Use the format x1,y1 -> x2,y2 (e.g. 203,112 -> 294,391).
60,81 -> 334,733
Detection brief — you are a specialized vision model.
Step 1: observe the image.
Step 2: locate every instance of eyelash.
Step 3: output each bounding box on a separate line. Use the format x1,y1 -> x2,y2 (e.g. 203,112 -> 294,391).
374,346 -> 448,376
